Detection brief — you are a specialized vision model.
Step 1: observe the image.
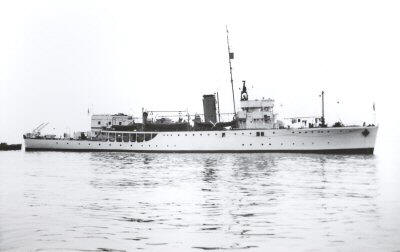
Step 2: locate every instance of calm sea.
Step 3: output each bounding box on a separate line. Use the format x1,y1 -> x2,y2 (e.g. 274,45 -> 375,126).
1,137 -> 399,251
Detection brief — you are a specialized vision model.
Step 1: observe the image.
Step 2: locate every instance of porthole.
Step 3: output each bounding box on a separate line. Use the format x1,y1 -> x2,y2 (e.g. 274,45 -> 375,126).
98,143 -> 101,146
130,145 -> 133,147
293,143 -> 295,145
88,143 -> 90,146
272,132 -> 275,134
193,134 -> 195,136
292,131 -> 294,134
178,134 -> 180,136
215,133 -> 217,136
269,143 -> 271,146
109,144 -> 111,146
67,143 -> 69,145
281,143 -> 283,145
56,142 -> 58,144
312,142 -> 314,145
250,144 -> 252,146
242,133 -> 244,135
242,144 -> 244,146
185,134 -> 187,136
261,143 -> 264,146
327,142 -> 330,144
207,134 -> 210,136
120,144 -> 122,146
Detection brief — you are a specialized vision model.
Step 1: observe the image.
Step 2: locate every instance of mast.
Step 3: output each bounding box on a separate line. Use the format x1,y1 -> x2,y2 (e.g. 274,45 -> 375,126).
226,25 -> 237,117
321,91 -> 325,126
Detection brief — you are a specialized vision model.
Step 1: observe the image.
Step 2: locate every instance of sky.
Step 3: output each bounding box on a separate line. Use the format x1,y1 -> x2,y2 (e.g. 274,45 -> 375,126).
1,0 -> 400,143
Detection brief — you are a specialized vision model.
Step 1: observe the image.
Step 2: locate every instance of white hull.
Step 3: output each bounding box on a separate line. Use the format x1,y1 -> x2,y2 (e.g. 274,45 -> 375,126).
24,126 -> 378,154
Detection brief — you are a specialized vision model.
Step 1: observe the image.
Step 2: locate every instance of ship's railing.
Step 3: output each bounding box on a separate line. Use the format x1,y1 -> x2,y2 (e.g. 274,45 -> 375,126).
146,112 -> 236,125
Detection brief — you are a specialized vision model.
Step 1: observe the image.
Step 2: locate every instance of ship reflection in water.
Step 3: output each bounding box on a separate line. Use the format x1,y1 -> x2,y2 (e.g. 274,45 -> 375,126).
1,149 -> 400,251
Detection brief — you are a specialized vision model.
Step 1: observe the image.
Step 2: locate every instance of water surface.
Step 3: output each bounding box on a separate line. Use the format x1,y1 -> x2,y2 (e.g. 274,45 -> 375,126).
1,138 -> 399,251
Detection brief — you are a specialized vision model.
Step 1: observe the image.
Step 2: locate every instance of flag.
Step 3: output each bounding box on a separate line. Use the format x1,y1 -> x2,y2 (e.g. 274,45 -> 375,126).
229,52 -> 234,60
87,108 -> 90,115
373,102 -> 375,111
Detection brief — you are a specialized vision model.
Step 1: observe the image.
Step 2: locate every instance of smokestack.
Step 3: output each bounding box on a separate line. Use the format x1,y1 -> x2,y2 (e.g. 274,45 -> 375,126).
202,94 -> 217,123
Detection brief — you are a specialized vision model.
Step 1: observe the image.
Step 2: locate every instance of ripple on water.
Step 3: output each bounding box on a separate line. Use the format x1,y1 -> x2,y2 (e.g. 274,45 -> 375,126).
1,151 -> 400,251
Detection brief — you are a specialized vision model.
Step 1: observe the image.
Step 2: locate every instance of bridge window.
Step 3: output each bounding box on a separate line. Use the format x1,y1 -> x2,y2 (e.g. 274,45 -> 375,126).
261,132 -> 264,136
100,132 -> 108,142
116,133 -> 122,142
137,134 -> 144,142
123,133 -> 129,142
109,133 -> 116,142
145,134 -> 151,141
130,133 -> 136,142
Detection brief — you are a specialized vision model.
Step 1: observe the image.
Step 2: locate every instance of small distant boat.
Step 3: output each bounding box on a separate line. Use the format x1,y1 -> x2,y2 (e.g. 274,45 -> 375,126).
0,143 -> 22,151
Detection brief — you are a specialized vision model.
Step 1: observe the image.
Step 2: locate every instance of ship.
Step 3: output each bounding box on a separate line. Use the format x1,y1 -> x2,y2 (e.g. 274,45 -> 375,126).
23,28 -> 378,154
0,143 -> 22,151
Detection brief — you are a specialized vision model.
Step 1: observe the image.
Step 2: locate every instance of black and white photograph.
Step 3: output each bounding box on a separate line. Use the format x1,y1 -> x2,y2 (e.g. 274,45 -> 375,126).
1,0 -> 399,251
